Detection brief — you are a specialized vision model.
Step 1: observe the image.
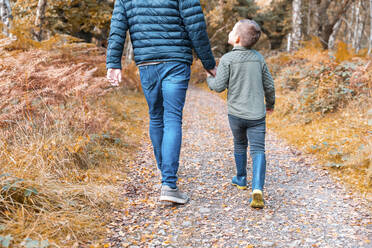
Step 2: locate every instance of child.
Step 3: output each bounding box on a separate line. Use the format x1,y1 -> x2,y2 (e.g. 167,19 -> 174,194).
206,20 -> 275,208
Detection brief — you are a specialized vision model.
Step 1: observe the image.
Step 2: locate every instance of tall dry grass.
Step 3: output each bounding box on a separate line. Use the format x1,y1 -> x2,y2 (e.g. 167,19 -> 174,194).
0,38 -> 147,247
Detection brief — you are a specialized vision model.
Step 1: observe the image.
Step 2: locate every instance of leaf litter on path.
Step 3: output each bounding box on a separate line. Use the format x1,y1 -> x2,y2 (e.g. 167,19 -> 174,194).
106,86 -> 371,248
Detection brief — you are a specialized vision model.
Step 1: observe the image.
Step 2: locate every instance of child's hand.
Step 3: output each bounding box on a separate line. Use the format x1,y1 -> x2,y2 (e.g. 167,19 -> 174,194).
106,68 -> 122,87
205,67 -> 217,77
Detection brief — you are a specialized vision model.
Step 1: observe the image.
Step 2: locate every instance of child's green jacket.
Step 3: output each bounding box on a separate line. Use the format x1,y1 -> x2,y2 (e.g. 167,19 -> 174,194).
207,46 -> 275,120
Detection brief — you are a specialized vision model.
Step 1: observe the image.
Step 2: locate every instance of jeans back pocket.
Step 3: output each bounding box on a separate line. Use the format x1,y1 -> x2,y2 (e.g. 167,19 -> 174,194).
139,66 -> 157,91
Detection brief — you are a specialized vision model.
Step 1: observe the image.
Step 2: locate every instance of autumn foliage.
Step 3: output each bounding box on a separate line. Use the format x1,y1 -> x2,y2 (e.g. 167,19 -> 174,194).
266,38 -> 372,191
0,38 -> 145,246
0,0 -> 371,246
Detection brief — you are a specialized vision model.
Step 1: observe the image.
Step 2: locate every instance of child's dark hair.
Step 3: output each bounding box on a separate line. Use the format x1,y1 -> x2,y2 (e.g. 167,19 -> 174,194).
236,19 -> 261,48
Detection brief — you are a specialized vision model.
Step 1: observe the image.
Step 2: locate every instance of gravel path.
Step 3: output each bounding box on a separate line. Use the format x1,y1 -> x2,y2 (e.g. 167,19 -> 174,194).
107,86 -> 372,248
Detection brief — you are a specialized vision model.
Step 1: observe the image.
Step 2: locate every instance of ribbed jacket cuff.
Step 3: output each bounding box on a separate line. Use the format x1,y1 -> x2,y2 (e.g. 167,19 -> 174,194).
202,59 -> 216,70
106,62 -> 122,70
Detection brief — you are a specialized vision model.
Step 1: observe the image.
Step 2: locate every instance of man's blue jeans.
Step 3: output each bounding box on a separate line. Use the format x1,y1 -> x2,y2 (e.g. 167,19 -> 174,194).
139,62 -> 190,189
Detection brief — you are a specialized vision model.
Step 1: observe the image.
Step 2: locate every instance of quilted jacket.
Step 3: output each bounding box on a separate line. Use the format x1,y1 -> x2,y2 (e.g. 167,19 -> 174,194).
106,0 -> 215,70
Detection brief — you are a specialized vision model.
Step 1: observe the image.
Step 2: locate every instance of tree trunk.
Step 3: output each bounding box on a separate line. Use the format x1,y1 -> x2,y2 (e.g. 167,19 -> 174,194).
352,0 -> 361,49
287,33 -> 292,52
356,22 -> 365,54
291,0 -> 302,50
311,0 -> 320,37
124,33 -> 134,64
306,0 -> 311,36
369,0 -> 372,55
318,0 -> 352,49
356,0 -> 368,54
318,0 -> 332,48
1,0 -> 12,37
319,24 -> 334,49
355,5 -> 365,54
347,2 -> 355,44
34,0 -> 47,41
328,18 -> 342,50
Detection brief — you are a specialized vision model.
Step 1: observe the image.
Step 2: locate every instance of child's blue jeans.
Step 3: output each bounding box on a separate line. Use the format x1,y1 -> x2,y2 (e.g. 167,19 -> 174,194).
228,115 -> 266,156
139,62 -> 190,189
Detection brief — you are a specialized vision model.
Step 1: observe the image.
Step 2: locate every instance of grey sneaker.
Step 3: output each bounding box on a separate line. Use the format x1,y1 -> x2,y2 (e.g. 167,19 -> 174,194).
160,185 -> 189,204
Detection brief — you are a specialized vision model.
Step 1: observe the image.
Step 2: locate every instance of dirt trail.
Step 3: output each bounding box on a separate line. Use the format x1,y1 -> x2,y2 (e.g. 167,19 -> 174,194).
107,85 -> 371,248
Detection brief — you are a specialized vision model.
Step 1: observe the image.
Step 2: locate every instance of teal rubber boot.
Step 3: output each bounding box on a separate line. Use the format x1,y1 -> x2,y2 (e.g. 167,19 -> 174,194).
250,153 -> 266,208
231,153 -> 247,190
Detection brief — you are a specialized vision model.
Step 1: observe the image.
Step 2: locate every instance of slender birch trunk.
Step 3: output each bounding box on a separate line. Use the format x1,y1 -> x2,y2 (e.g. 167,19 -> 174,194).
287,33 -> 292,52
347,2 -> 355,44
352,0 -> 361,49
0,0 -> 12,37
311,0 -> 319,37
291,0 -> 302,50
34,0 -> 47,41
369,0 -> 372,55
306,0 -> 311,37
355,0 -> 366,53
328,18 -> 342,50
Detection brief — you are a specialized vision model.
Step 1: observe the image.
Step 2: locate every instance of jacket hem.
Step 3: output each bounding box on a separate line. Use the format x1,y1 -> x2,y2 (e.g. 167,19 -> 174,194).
228,112 -> 266,121
135,58 -> 192,66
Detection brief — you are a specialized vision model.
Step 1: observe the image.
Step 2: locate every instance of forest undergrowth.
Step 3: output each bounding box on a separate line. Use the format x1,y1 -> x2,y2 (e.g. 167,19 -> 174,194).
0,33 -> 370,246
0,36 -> 146,247
194,38 -> 372,197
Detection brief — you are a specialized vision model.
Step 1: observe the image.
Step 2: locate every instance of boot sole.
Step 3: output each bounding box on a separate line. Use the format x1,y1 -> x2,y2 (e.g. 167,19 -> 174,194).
160,195 -> 189,204
250,189 -> 264,209
231,183 -> 247,190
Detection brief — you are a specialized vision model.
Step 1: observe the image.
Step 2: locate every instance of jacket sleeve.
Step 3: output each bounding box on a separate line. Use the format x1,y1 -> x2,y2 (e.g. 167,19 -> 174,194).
262,62 -> 275,109
206,57 -> 229,93
106,0 -> 128,69
179,0 -> 216,70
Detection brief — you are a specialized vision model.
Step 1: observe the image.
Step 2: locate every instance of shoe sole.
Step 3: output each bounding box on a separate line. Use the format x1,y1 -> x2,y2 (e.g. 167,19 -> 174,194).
231,183 -> 247,190
160,195 -> 189,204
250,189 -> 264,209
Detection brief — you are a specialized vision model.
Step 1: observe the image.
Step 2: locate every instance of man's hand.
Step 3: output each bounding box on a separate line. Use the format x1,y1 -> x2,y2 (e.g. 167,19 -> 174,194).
106,68 -> 122,87
266,108 -> 274,115
206,67 -> 217,77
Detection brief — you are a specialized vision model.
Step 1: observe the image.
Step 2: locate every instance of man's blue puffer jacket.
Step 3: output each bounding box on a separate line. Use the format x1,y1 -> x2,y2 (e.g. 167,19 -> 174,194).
106,0 -> 216,70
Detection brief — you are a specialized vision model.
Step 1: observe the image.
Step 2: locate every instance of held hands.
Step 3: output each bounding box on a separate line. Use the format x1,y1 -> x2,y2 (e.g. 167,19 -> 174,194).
266,108 -> 274,115
106,68 -> 122,87
205,67 -> 217,77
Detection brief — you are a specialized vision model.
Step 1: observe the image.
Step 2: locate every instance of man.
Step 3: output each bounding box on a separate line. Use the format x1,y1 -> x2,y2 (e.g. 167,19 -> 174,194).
106,0 -> 216,204
0,0 -> 12,37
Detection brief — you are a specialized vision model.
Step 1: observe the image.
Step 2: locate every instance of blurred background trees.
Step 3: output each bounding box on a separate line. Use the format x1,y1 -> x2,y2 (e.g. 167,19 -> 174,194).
0,0 -> 371,55
9,0 -> 113,45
